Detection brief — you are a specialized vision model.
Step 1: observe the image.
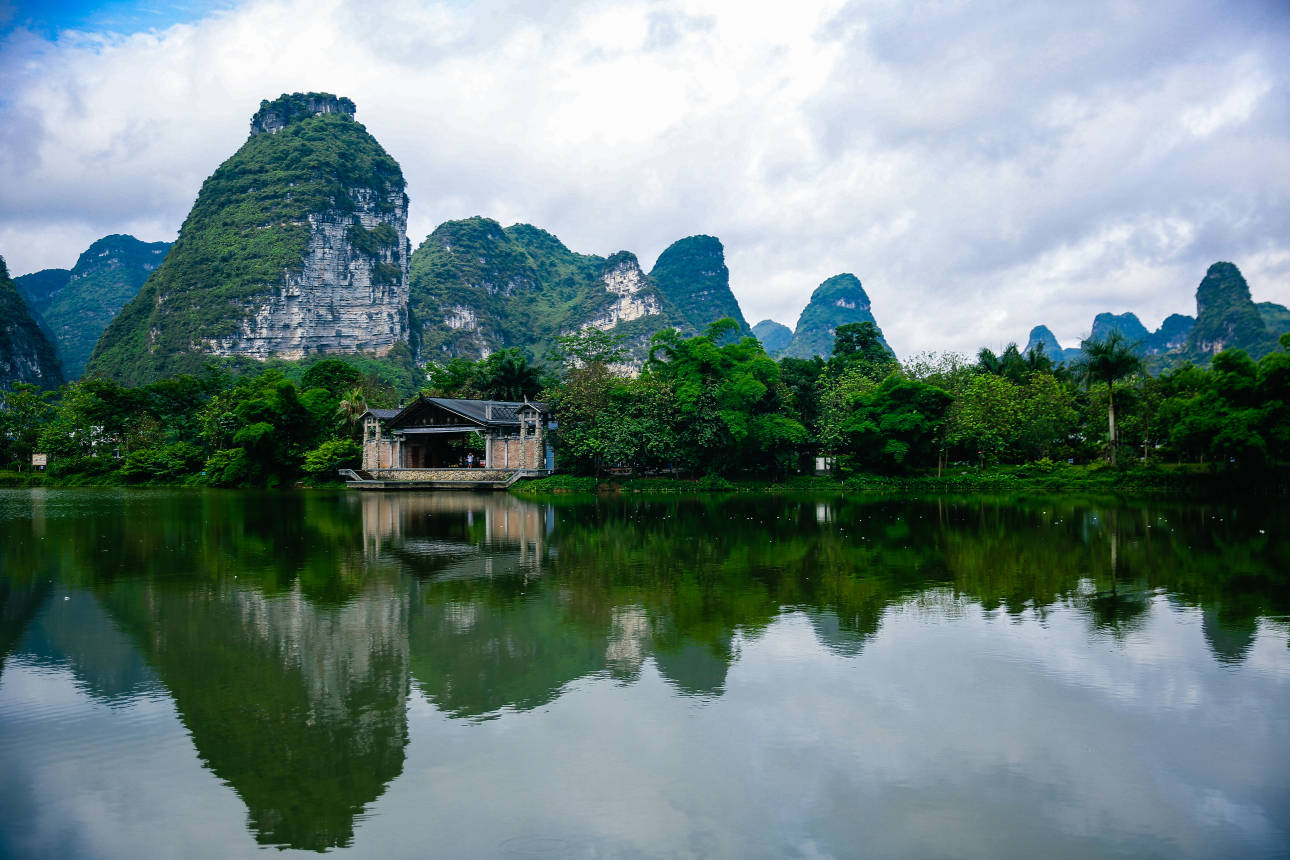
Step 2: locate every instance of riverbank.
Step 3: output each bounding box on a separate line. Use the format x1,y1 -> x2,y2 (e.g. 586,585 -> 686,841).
6,462 -> 1286,497
511,463 -> 1290,498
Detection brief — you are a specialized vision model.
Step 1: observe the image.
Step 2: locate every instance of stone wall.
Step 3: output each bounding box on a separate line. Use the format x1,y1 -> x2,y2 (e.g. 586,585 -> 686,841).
363,437 -> 395,471
372,468 -> 513,482
487,437 -> 544,470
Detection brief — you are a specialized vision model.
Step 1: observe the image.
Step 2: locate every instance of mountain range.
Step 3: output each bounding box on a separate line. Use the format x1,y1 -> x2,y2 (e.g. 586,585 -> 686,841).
1025,262 -> 1288,366
4,91 -> 1287,391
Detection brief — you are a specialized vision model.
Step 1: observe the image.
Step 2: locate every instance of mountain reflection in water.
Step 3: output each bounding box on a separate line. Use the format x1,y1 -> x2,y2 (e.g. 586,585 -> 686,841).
0,488 -> 1286,856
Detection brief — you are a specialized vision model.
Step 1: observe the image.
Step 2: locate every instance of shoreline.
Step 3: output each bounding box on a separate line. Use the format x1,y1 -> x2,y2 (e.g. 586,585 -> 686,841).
5,463 -> 1287,499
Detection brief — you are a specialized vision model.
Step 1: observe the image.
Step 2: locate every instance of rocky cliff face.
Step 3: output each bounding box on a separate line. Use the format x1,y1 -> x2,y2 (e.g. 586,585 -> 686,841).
781,273 -> 888,360
206,188 -> 408,360
250,92 -> 356,136
588,253 -> 663,330
17,234 -> 171,378
648,235 -> 750,338
752,319 -> 792,355
0,256 -> 64,389
87,93 -> 409,384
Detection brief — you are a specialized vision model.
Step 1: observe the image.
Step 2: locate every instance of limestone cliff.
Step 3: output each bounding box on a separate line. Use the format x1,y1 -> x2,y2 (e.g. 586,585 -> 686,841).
205,186 -> 408,361
781,273 -> 889,360
0,256 -> 64,390
87,93 -> 408,384
588,252 -> 664,330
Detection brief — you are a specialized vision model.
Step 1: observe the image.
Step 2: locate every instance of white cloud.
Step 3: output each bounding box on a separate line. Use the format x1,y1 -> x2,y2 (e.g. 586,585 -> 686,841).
0,0 -> 1287,356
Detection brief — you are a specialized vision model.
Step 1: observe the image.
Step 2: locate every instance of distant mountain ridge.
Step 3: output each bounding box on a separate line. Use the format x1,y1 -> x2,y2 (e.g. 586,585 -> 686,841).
1025,261 -> 1287,367
752,320 -> 792,354
17,234 -> 171,378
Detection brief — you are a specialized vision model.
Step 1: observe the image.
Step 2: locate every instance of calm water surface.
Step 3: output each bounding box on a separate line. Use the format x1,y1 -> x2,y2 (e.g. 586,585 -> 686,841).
0,488 -> 1287,858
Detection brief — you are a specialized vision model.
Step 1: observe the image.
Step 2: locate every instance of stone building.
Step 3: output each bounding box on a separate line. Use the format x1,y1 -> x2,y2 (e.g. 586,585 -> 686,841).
360,396 -> 553,480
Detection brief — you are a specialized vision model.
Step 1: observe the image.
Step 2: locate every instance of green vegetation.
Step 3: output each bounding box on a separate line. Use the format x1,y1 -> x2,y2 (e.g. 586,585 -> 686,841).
780,273 -> 888,359
647,234 -> 750,338
537,318 -> 1290,493
2,357 -> 402,486
1183,261 -> 1277,362
0,256 -> 64,390
752,319 -> 792,354
409,218 -> 677,364
87,109 -> 405,384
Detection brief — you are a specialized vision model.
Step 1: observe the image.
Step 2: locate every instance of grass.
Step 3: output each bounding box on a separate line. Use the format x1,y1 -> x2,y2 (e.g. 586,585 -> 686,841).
512,463 -> 1290,498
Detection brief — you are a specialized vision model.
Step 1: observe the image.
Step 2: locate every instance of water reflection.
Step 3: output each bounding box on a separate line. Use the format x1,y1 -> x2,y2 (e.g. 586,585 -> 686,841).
0,488 -> 1287,855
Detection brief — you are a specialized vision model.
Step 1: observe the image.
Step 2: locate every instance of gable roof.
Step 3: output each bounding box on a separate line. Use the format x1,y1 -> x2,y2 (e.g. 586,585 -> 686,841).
385,396 -> 548,429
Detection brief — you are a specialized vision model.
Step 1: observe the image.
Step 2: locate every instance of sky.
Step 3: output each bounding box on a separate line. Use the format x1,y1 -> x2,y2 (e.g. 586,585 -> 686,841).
1,0 -> 1287,357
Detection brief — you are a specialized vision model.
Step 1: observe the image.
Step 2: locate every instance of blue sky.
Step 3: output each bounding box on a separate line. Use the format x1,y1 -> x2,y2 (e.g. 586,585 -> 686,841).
1,0 -> 235,36
1,0 -> 1287,356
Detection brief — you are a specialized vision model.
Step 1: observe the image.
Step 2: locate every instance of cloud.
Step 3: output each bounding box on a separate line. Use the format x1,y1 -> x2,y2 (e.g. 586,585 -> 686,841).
0,0 -> 1287,356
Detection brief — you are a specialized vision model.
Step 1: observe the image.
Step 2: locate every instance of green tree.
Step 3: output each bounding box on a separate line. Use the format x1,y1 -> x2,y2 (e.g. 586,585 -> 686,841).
475,348 -> 544,401
1075,331 -> 1143,464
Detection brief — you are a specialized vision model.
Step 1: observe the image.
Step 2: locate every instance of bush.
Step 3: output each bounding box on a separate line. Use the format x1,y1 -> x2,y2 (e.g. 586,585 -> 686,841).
120,442 -> 205,484
201,448 -> 253,487
302,439 -> 361,476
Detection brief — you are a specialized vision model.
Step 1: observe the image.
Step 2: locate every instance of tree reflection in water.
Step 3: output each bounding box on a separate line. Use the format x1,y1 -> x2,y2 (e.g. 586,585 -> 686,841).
0,487 -> 1286,851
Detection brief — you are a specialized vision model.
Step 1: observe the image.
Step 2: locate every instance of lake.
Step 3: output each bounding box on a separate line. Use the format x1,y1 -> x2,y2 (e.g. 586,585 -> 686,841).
1,488 -> 1288,858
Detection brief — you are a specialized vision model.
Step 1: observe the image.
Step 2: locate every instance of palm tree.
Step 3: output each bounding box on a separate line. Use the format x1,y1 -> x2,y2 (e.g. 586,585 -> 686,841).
477,349 -> 542,401
336,387 -> 367,432
1076,331 -> 1142,464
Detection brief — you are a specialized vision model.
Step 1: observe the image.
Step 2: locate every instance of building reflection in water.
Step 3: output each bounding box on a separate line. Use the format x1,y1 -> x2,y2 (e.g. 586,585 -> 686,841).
361,491 -> 553,580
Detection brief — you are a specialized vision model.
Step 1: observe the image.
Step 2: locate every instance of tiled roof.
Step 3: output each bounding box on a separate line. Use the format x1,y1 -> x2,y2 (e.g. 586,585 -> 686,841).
427,398 -> 548,425
364,408 -> 399,420
386,396 -> 549,428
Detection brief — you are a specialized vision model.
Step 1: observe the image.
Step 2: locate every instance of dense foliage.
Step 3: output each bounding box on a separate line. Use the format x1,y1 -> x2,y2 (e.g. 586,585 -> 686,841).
0,357 -> 403,486
540,320 -> 1290,482
87,111 -> 406,384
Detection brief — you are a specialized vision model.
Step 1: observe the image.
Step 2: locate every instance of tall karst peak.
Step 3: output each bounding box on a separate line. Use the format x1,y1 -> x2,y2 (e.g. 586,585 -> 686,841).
1089,312 -> 1150,345
88,94 -> 408,384
250,92 -> 356,136
1184,261 -> 1276,361
781,273 -> 888,360
1024,325 -> 1062,359
648,235 -> 750,337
